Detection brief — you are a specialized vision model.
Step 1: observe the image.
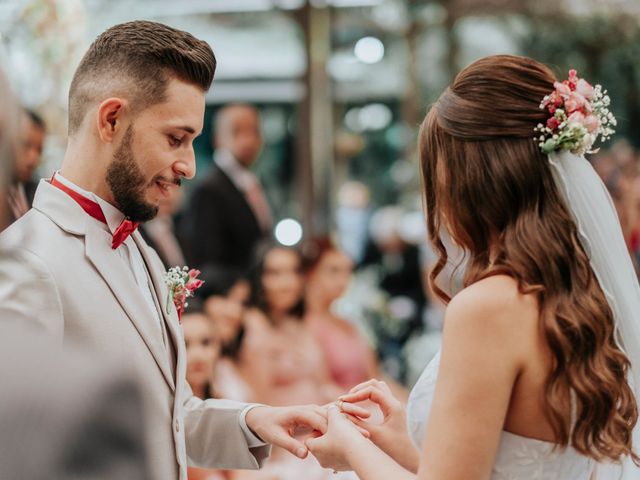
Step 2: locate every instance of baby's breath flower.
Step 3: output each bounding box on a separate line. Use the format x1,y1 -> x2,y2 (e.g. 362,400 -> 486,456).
534,70 -> 615,155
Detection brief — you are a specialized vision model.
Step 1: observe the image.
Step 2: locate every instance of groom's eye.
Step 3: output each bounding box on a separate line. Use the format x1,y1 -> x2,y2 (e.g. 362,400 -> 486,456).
168,135 -> 183,147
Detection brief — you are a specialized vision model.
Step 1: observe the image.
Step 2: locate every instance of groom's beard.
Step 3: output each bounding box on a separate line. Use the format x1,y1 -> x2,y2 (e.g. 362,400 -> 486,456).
106,125 -> 158,222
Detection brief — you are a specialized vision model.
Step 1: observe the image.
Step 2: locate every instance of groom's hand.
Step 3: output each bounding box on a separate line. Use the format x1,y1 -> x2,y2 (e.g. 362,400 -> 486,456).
245,405 -> 328,459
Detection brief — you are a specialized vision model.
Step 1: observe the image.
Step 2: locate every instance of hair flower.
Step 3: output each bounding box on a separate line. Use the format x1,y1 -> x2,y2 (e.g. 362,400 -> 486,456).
535,69 -> 616,155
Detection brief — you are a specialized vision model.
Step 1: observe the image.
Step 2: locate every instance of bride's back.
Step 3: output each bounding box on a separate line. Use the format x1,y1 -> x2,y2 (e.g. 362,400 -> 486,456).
453,275 -> 557,442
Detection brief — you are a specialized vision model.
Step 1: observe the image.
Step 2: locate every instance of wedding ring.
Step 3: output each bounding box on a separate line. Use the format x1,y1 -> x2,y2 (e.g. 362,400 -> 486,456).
337,399 -> 344,411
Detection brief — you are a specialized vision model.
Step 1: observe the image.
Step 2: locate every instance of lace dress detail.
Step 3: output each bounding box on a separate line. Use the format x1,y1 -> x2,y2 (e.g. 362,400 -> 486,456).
407,351 -> 595,479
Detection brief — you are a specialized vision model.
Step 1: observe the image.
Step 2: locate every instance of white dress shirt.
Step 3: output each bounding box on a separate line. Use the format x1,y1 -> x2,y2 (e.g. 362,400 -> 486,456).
53,173 -> 266,447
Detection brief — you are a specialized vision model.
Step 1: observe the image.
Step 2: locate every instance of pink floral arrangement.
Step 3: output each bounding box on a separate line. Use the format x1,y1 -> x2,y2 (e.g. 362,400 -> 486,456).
535,69 -> 616,155
164,266 -> 204,322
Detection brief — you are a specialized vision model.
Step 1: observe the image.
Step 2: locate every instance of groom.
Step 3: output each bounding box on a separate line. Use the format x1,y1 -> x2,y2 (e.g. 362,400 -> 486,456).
0,21 -> 326,480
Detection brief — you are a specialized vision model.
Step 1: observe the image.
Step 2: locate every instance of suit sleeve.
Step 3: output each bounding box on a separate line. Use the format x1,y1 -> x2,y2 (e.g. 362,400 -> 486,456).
181,379 -> 271,469
0,246 -> 64,340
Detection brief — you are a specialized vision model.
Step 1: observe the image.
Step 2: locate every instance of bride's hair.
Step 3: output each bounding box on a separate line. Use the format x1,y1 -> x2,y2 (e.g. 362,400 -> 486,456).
421,54 -> 638,463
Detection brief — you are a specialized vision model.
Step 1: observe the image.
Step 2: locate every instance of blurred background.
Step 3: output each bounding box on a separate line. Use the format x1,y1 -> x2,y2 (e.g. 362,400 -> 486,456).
2,0 -> 640,395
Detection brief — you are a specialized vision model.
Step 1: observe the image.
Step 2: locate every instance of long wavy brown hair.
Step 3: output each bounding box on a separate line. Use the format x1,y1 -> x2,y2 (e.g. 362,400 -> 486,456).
420,54 -> 638,463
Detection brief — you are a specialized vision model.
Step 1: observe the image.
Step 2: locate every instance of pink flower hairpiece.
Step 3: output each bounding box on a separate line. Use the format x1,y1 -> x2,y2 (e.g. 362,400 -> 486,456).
534,69 -> 616,156
164,266 -> 204,322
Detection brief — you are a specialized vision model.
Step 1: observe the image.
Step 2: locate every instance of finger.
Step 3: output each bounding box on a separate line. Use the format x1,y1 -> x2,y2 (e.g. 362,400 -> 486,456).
314,404 -> 330,419
375,380 -> 392,395
305,435 -> 326,457
305,436 -> 318,452
273,431 -> 309,459
345,416 -> 371,438
349,415 -> 377,435
339,401 -> 371,419
347,378 -> 381,394
339,386 -> 398,416
341,381 -> 385,400
292,409 -> 328,434
327,403 -> 346,423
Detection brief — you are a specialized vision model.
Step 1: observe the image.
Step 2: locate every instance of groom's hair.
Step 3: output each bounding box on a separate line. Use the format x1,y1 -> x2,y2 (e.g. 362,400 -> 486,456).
68,20 -> 215,135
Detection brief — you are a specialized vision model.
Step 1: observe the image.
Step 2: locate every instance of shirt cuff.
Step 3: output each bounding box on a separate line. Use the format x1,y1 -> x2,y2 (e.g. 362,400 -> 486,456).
240,404 -> 269,448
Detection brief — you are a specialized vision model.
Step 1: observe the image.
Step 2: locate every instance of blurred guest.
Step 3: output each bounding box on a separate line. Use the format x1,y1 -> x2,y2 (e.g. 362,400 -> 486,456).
180,104 -> 271,282
182,302 -> 232,480
6,109 -> 45,223
0,77 -> 17,230
593,145 -> 640,273
335,181 -> 372,265
0,325 -> 150,480
627,177 -> 640,265
183,300 -> 220,401
202,269 -> 255,403
303,237 -> 407,400
235,242 -> 355,480
140,183 -> 186,268
365,206 -> 427,336
353,207 -> 428,382
248,241 -> 339,406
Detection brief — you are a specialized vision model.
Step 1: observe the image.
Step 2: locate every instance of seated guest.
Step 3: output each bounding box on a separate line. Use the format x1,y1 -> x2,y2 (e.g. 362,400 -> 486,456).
181,301 -> 230,480
201,269 -> 255,403
6,109 -> 45,224
182,299 -> 220,400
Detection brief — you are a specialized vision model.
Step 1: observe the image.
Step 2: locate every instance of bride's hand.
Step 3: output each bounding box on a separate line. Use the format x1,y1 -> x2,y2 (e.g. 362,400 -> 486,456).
339,379 -> 420,473
305,405 -> 369,472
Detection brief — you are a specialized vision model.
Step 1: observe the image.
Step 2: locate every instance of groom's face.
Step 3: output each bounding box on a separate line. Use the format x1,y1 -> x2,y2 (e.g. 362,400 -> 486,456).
106,78 -> 205,222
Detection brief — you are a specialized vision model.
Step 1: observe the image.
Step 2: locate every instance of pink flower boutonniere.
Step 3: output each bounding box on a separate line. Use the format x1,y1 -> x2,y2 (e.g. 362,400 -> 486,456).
164,266 -> 204,322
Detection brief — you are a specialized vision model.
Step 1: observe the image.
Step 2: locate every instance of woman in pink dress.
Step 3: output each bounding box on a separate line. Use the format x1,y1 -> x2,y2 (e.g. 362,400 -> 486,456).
247,241 -> 340,406
303,237 -> 407,400
230,242 -> 349,480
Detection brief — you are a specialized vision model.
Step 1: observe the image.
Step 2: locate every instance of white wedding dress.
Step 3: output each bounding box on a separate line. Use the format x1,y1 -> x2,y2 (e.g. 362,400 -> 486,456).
406,351 -> 596,479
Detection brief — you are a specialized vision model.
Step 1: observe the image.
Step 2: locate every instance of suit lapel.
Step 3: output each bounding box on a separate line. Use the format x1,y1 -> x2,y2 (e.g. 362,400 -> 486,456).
85,223 -> 175,391
132,232 -> 185,384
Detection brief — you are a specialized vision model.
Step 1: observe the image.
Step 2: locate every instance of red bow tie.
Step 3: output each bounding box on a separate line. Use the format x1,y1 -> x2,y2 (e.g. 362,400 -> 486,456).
50,175 -> 140,249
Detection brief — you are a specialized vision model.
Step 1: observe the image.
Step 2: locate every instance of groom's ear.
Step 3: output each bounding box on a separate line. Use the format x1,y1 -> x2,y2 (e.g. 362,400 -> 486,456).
96,97 -> 128,143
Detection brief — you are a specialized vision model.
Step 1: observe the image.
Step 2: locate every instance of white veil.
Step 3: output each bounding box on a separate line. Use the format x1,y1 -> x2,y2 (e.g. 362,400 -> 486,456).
548,151 -> 640,479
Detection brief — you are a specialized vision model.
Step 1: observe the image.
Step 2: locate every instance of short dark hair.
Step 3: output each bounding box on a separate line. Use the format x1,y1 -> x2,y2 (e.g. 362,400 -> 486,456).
68,20 -> 216,134
196,266 -> 247,300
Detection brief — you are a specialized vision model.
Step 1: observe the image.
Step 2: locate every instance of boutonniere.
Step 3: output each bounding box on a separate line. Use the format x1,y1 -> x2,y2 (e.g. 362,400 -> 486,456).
164,266 -> 204,322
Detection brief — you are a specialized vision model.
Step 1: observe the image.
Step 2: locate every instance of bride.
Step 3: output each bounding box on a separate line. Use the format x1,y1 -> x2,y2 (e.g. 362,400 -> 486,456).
306,55 -> 639,479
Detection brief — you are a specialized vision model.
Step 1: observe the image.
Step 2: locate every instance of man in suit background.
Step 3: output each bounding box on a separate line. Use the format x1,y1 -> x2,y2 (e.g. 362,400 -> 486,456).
6,108 -> 45,224
180,104 -> 272,282
0,21 -> 326,480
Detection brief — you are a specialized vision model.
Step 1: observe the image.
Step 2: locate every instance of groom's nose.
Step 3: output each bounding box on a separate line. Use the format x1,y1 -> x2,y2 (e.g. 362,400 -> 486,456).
174,148 -> 196,180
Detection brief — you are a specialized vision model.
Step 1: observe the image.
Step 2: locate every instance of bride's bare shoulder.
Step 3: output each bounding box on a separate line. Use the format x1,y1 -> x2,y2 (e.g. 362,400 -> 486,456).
445,274 -> 539,340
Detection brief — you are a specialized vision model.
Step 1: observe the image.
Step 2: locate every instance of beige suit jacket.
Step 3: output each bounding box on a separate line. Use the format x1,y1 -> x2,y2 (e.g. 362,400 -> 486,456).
0,180 -> 270,480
